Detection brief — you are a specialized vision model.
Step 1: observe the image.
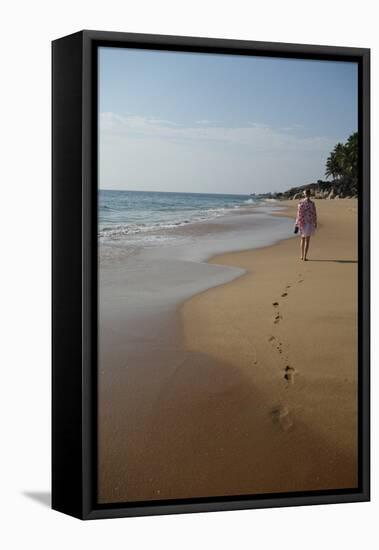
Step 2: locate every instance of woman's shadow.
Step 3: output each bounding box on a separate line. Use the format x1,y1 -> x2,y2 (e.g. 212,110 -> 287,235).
307,259 -> 357,264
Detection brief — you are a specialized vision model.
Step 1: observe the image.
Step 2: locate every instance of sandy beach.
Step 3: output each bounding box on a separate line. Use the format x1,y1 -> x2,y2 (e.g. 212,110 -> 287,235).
181,198 -> 358,495
98,198 -> 358,503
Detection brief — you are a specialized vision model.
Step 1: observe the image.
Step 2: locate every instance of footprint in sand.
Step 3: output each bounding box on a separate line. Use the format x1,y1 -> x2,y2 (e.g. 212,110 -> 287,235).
283,365 -> 296,384
271,406 -> 293,431
274,313 -> 282,324
269,335 -> 284,355
270,287 -> 298,380
269,335 -> 279,347
272,300 -> 282,324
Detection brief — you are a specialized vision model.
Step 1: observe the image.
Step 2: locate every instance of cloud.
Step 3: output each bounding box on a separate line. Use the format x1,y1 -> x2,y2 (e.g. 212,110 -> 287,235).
99,112 -> 343,193
100,112 -> 336,154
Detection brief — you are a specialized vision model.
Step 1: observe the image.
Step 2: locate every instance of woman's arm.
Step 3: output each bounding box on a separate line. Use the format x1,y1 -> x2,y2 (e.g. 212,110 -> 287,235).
313,203 -> 317,227
295,203 -> 301,226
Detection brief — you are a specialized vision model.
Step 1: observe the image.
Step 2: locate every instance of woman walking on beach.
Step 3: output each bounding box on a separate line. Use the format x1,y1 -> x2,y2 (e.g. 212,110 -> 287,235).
295,189 -> 317,261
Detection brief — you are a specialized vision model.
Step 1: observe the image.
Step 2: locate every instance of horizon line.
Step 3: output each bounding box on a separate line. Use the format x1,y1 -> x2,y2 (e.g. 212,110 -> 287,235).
98,188 -> 255,196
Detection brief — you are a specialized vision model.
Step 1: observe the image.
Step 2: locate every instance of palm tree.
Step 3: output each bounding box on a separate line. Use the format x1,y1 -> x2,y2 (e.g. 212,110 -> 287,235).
345,132 -> 358,182
325,133 -> 358,186
333,143 -> 346,179
325,152 -> 339,180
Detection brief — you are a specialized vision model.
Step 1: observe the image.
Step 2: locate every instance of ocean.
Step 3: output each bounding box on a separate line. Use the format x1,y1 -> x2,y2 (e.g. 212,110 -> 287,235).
98,188 -> 294,314
98,189 -> 257,241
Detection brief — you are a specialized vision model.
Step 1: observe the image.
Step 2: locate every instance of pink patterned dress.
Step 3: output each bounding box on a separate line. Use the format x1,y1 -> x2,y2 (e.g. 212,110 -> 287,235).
295,198 -> 317,237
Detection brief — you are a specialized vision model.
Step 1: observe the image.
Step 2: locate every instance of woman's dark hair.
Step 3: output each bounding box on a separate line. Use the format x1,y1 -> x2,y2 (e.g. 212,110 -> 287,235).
304,188 -> 311,197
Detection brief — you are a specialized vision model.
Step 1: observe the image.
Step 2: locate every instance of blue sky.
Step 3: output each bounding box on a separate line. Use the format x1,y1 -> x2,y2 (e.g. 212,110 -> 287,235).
99,47 -> 358,194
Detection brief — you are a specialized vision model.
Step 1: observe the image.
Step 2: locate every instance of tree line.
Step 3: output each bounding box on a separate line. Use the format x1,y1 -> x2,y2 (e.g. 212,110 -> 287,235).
325,132 -> 358,184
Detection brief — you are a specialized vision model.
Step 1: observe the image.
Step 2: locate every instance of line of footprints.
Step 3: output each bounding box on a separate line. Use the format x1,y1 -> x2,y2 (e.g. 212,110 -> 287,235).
268,274 -> 304,386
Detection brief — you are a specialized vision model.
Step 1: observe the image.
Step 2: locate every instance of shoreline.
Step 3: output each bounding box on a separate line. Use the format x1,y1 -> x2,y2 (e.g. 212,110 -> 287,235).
98,203 -> 296,503
98,199 -> 358,502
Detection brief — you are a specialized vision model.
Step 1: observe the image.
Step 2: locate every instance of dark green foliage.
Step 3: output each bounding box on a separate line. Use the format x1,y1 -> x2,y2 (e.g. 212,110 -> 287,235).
325,132 -> 358,186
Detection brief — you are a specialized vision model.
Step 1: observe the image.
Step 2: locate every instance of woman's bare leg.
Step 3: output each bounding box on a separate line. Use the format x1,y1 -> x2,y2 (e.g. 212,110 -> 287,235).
300,237 -> 305,260
304,236 -> 311,260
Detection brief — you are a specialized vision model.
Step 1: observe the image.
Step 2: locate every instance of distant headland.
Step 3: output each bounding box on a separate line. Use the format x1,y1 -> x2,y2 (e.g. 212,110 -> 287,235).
253,132 -> 358,200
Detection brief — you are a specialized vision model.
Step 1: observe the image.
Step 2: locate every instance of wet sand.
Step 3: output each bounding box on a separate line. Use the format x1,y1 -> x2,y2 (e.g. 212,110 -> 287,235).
98,199 -> 358,502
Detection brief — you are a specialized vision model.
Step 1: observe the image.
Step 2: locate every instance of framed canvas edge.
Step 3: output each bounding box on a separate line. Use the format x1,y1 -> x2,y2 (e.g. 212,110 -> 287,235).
52,30 -> 370,520
52,31 -> 85,520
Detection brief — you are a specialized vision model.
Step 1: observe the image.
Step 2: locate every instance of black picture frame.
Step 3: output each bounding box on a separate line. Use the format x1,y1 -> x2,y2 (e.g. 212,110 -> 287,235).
52,30 -> 370,520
